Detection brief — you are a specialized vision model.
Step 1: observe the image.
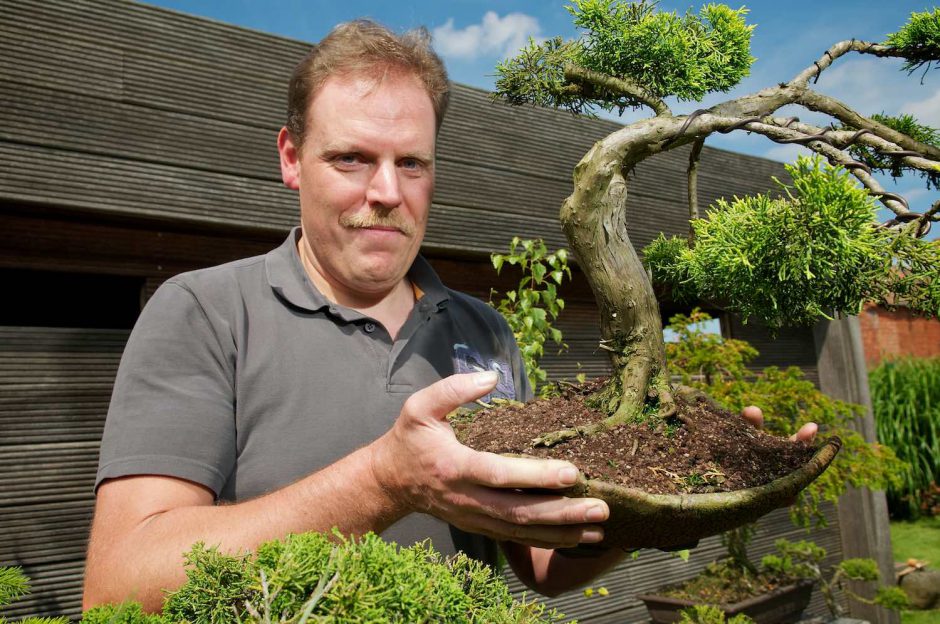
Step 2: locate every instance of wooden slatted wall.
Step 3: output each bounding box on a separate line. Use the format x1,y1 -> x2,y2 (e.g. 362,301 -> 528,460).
0,327 -> 129,619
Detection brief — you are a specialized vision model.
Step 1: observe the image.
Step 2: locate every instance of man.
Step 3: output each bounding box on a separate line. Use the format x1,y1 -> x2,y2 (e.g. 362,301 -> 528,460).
83,19 -> 815,612
83,21 -> 621,611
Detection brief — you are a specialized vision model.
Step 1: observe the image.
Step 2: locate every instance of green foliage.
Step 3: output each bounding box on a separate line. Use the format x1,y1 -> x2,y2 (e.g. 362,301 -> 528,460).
644,234 -> 699,305
665,310 -> 903,527
645,157 -> 940,328
762,539 -> 908,617
884,227 -> 940,319
158,531 -> 567,624
82,603 -> 169,624
837,557 -> 881,582
0,567 -> 71,624
845,113 -> 940,189
874,586 -> 915,611
494,36 -> 585,112
870,357 -> 940,518
0,566 -> 29,607
490,238 -> 571,395
664,309 -> 756,386
677,604 -> 753,624
884,8 -> 940,75
495,0 -> 754,115
162,542 -> 255,624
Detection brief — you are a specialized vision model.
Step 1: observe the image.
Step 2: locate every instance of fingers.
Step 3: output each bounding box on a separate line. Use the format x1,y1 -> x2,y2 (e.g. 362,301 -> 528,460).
741,405 -> 763,428
459,514 -> 604,549
448,487 -> 607,548
742,405 -> 817,442
403,372 -> 498,423
791,421 -> 818,443
448,484 -> 609,527
460,449 -> 583,490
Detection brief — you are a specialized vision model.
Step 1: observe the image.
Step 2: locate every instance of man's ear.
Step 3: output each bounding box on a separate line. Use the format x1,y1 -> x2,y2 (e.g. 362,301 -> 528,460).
277,127 -> 301,190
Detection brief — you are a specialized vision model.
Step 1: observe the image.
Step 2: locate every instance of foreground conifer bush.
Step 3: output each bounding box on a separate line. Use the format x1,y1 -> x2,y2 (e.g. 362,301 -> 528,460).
79,531 -> 567,624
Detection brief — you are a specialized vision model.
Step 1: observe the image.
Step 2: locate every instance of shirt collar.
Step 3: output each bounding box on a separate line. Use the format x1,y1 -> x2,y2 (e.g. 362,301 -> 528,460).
265,227 -> 450,317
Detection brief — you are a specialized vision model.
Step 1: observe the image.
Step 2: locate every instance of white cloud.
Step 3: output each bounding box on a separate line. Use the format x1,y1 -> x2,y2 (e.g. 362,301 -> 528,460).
901,88 -> 940,128
762,143 -> 812,164
432,11 -> 541,60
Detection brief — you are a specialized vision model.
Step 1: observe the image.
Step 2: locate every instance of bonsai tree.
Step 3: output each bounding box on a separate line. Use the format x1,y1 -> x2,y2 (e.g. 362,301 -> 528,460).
457,1 -> 939,549
494,0 -> 938,437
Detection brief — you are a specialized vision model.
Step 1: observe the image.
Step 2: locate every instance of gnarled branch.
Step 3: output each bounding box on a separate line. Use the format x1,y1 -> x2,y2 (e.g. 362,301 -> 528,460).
563,63 -> 672,117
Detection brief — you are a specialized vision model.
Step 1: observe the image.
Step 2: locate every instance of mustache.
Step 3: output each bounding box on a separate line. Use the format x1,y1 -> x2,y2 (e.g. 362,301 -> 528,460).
339,211 -> 416,236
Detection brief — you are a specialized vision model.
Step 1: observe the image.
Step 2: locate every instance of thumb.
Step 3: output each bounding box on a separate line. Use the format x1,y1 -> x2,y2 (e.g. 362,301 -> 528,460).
404,372 -> 499,423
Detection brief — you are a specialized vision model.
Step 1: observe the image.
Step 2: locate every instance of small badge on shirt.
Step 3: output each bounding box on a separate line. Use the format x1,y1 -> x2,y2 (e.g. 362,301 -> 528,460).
452,343 -> 515,402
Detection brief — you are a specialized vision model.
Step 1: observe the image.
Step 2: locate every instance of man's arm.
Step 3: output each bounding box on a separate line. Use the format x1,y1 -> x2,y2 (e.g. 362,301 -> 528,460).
84,371 -> 610,611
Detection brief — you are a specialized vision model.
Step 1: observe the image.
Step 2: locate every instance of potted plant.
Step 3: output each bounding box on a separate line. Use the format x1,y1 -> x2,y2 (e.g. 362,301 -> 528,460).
624,309 -> 901,624
454,0 -> 939,550
650,537 -> 910,624
634,312 -> 904,624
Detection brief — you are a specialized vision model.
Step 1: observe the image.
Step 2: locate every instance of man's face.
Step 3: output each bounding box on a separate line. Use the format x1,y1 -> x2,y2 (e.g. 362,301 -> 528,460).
278,71 -> 436,298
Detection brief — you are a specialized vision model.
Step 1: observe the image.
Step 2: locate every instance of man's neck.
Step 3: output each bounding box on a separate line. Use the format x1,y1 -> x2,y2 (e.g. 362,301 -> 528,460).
297,239 -> 415,339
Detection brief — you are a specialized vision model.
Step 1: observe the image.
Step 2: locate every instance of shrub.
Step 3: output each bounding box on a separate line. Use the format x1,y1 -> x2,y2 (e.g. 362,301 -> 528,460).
122,531 -> 565,623
870,356 -> 940,518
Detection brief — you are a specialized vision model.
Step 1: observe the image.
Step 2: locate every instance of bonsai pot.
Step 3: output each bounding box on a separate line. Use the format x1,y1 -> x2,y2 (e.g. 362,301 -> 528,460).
636,579 -> 815,624
559,437 -> 841,550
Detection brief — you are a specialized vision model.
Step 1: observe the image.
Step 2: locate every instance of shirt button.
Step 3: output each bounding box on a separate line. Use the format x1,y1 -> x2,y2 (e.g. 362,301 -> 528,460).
364,322 -> 376,333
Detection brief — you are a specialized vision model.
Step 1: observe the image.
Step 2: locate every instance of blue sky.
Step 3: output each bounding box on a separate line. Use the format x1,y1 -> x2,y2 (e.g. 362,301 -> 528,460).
141,0 -> 938,230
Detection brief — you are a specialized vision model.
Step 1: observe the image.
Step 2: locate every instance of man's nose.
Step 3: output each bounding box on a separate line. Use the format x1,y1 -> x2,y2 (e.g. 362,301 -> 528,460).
366,161 -> 403,208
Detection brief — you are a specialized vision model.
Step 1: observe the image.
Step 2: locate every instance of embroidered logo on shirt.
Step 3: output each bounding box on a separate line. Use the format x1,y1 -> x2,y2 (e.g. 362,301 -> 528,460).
452,343 -> 515,402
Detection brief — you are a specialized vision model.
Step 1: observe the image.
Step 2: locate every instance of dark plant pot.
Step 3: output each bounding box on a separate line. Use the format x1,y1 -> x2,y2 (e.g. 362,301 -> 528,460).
559,438 -> 841,549
636,579 -> 815,624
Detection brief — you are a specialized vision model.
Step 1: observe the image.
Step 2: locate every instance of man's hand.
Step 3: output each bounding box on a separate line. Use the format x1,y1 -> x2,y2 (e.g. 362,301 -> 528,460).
370,371 -> 608,549
740,405 -> 818,442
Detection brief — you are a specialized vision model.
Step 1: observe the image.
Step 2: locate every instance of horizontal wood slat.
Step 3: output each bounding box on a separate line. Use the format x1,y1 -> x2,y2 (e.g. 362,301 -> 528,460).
0,327 -> 126,621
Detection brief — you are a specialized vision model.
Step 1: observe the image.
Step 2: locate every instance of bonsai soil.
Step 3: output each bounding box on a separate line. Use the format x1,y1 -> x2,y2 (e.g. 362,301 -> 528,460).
454,378 -> 817,495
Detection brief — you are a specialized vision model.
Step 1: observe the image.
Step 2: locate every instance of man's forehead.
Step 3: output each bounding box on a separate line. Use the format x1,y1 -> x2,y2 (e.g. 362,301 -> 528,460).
311,69 -> 431,111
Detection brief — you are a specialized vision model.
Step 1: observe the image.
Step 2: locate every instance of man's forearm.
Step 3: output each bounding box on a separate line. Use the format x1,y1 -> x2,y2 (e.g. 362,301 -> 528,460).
501,541 -> 626,597
83,441 -> 404,612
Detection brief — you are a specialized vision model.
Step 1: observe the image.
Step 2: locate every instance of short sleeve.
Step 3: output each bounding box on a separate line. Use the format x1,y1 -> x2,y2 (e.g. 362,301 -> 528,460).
95,280 -> 237,496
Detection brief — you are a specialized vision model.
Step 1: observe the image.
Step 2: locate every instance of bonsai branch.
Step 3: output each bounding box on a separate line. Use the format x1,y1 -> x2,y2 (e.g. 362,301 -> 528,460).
739,121 -> 914,216
687,137 -> 705,238
790,39 -> 904,86
563,63 -> 671,117
765,118 -> 940,177
796,89 -> 940,160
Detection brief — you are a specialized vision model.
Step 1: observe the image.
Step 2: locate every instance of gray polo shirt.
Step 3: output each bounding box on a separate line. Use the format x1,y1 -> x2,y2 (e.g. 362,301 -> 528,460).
97,228 -> 531,562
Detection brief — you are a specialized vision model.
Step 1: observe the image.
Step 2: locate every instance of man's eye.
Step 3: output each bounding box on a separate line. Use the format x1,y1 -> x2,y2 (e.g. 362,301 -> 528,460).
337,154 -> 359,165
401,158 -> 422,171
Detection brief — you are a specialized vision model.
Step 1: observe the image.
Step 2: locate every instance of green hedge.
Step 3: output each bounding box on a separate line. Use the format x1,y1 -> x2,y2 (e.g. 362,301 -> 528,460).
870,357 -> 940,518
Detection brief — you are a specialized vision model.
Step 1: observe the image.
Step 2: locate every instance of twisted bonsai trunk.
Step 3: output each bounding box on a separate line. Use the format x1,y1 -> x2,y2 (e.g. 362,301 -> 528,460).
536,117 -> 688,446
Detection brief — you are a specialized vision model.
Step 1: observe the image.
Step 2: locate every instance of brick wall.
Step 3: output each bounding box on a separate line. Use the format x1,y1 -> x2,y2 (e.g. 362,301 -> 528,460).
859,304 -> 940,368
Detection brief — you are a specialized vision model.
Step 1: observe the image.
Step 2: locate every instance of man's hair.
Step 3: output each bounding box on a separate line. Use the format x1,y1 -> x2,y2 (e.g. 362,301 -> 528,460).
286,20 -> 450,147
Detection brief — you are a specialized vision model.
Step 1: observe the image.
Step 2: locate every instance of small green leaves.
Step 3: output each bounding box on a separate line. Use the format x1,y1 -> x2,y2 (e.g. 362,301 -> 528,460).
665,310 -> 903,528
874,586 -> 911,611
153,532 -> 568,623
837,558 -> 881,582
490,239 -> 572,395
645,156 -> 940,328
846,113 -> 940,189
0,566 -> 29,607
495,0 -> 755,115
884,8 -> 940,75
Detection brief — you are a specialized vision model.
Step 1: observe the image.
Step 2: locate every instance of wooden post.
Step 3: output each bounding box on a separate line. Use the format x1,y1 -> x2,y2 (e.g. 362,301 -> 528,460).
814,316 -> 899,624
